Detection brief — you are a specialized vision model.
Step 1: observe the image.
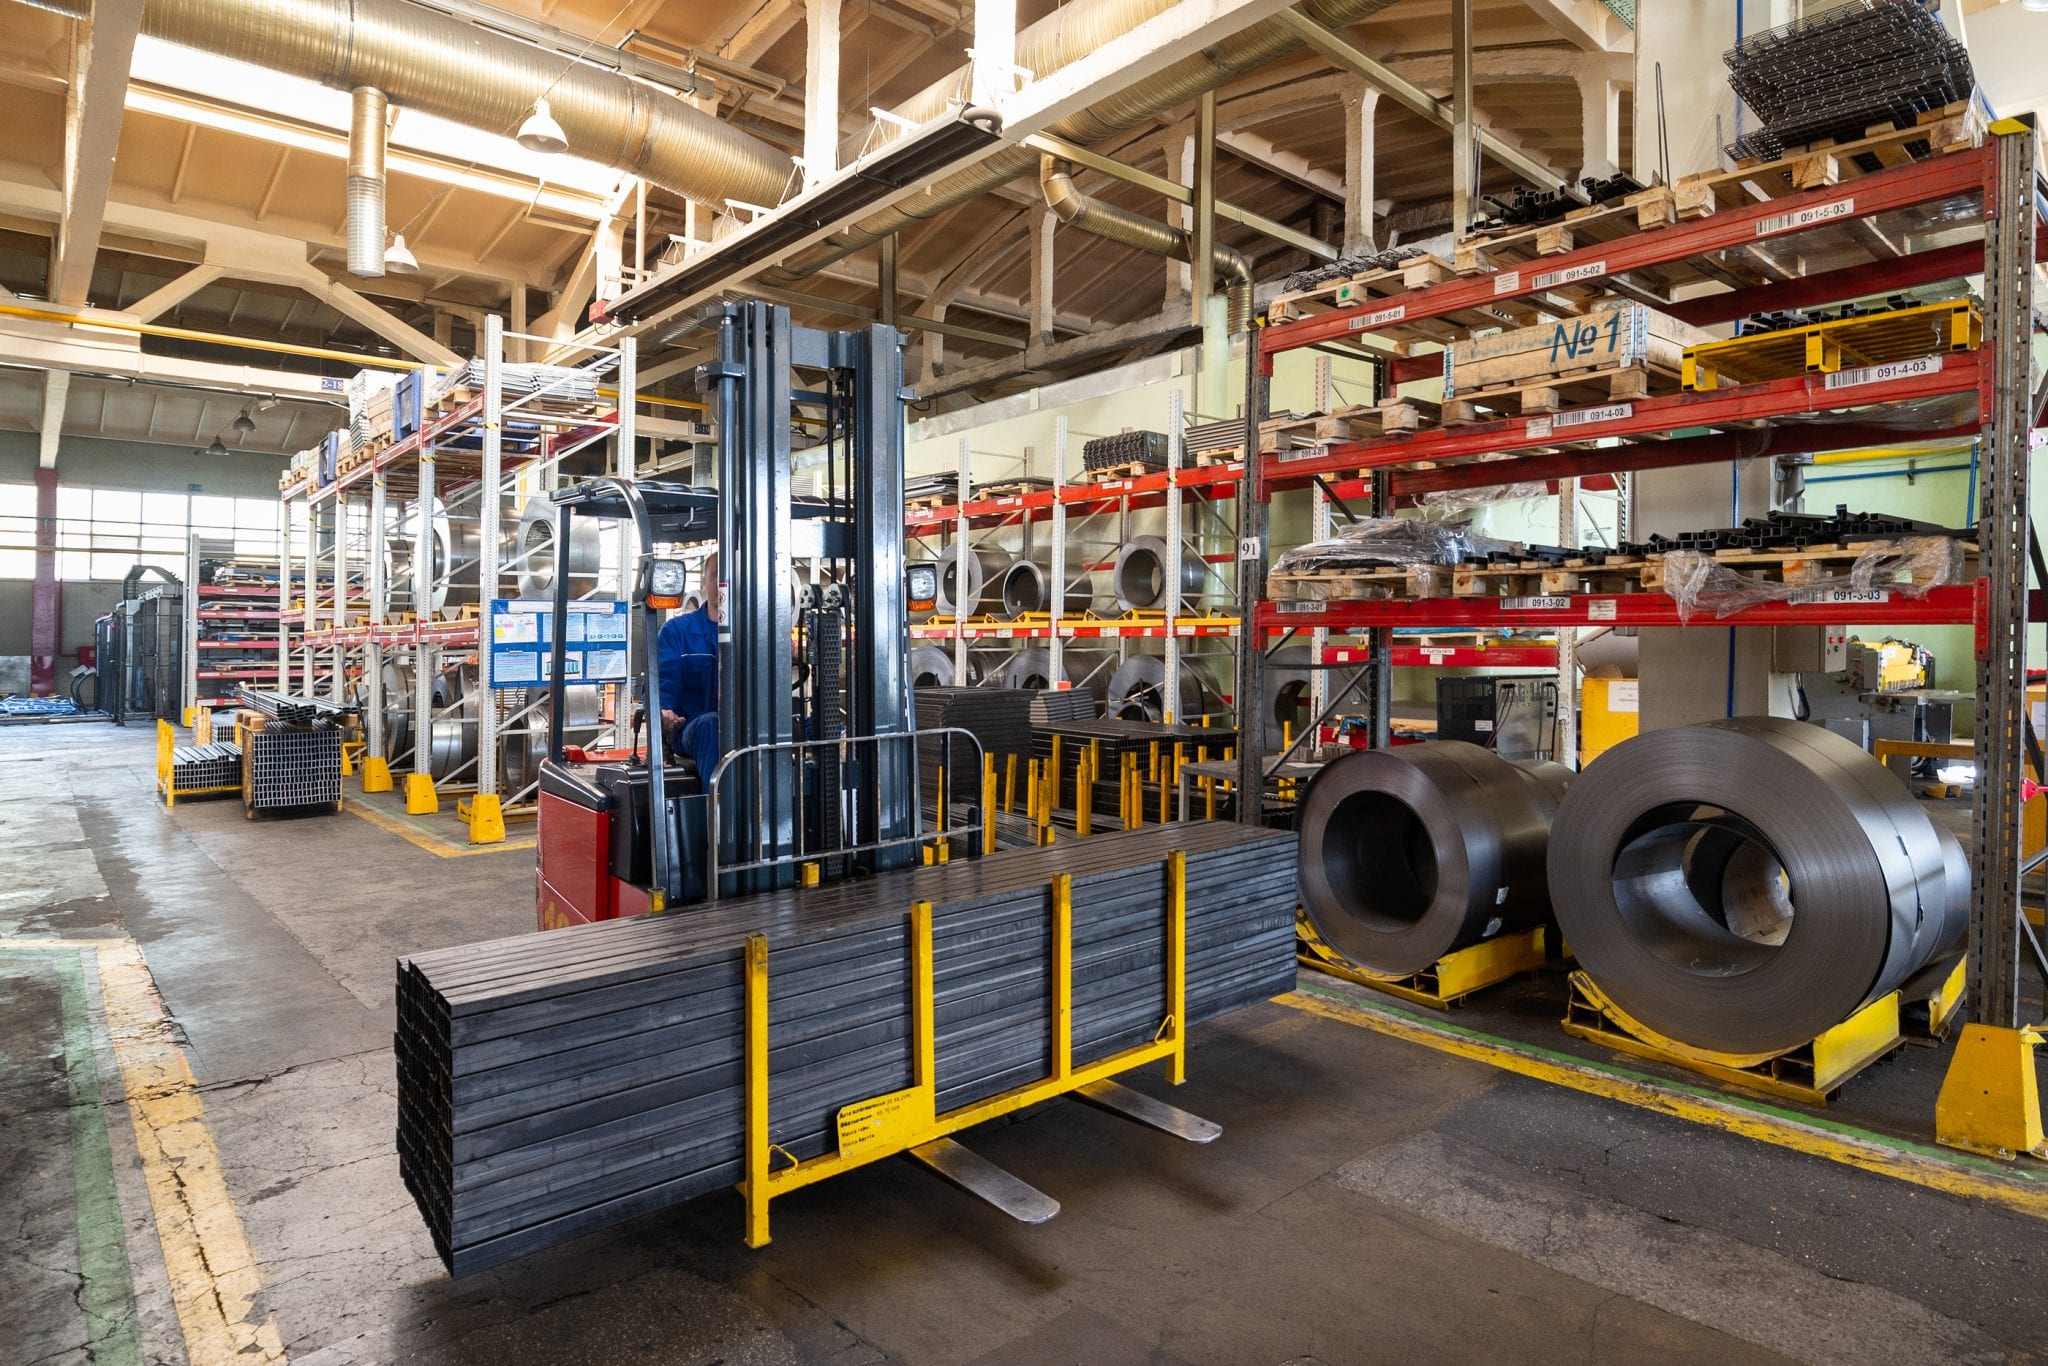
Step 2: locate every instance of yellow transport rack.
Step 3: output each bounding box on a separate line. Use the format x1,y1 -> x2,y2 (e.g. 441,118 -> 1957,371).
1682,298 -> 1981,391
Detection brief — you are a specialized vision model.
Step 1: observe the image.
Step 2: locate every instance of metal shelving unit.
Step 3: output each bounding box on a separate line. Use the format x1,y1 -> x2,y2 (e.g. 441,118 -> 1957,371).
278,318 -> 635,841
1235,126 -> 2046,1149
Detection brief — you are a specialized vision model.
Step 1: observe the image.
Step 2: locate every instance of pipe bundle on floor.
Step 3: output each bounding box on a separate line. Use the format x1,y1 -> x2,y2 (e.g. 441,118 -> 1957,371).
396,823 -> 1298,1276
1296,742 -> 1571,977
1548,718 -> 1967,1056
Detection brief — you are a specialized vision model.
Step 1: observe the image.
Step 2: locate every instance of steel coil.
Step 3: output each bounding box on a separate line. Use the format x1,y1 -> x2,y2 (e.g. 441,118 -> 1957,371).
1111,535 -> 1205,612
1548,717 -> 1967,1056
513,499 -> 603,599
503,685 -> 603,792
909,645 -> 979,689
996,560 -> 1093,618
1298,742 -> 1570,977
1001,647 -> 1110,698
934,545 -> 1006,617
1104,655 -> 1220,724
1263,646 -> 1314,750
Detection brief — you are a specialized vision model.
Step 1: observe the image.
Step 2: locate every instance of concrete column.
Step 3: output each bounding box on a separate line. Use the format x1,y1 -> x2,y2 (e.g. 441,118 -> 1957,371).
1450,0 -> 1474,233
1341,81 -> 1381,258
30,468 -> 57,695
1578,74 -> 1621,180
508,285 -> 526,364
1633,4 -> 1739,182
803,0 -> 841,192
1029,207 -> 1055,348
919,302 -> 948,385
1167,135 -> 1194,303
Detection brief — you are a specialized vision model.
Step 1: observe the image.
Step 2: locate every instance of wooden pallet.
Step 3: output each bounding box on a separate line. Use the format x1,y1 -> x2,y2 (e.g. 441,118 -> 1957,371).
905,494 -> 953,512
968,481 -> 1050,499
1674,103 -> 1981,220
1268,253 -> 1456,322
1077,462 -> 1167,483
1441,364 -> 1675,422
1455,187 -> 1679,277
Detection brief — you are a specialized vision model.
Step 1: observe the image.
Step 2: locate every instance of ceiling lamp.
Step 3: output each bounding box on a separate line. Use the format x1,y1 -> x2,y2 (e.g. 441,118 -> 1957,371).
231,407 -> 255,434
2024,0 -> 2048,12
516,98 -> 568,155
206,437 -> 228,456
384,233 -> 419,274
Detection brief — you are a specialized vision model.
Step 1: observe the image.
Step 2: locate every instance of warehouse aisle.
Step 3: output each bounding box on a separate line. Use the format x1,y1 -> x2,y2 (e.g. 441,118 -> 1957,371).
2,724 -> 2043,1364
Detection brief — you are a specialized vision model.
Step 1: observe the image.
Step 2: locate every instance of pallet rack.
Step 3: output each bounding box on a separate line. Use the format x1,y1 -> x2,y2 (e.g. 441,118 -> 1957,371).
278,317 -> 635,842
1234,127 -> 2044,1142
180,533 -> 301,718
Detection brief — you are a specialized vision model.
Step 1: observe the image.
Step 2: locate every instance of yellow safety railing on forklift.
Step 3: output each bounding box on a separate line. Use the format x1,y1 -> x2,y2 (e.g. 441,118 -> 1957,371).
737,852 -> 1190,1246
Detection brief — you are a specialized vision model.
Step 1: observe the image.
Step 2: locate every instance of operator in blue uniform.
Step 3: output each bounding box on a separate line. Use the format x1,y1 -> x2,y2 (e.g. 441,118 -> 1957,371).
657,551 -> 721,781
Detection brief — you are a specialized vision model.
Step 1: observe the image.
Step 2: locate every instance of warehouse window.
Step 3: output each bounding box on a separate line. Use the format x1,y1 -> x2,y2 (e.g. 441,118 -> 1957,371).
0,482 -> 34,579
0,482 -> 279,581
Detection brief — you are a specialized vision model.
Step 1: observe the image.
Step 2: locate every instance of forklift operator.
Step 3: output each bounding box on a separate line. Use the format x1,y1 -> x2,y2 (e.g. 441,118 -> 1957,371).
658,551 -> 721,780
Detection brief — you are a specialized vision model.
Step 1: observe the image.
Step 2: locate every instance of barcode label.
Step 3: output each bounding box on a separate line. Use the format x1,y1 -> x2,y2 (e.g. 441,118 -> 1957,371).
1493,270 -> 1522,295
1823,354 -> 1943,389
1506,596 -> 1571,611
1278,600 -> 1321,614
1757,197 -> 1855,236
1346,303 -> 1407,330
1532,260 -> 1606,290
1788,587 -> 1890,605
1550,402 -> 1634,431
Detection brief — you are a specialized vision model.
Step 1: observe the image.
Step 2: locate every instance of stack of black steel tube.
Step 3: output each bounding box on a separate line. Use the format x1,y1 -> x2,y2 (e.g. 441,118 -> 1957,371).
396,822 -> 1299,1276
1547,718 -> 1967,1056
1296,742 -> 1572,977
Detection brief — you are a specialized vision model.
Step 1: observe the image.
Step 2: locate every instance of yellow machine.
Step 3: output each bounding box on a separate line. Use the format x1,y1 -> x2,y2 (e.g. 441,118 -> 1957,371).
1578,676 -> 1639,767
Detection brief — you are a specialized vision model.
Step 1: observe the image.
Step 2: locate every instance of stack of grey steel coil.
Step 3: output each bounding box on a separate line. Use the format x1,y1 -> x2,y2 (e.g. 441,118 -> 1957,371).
395,822 -> 1299,1275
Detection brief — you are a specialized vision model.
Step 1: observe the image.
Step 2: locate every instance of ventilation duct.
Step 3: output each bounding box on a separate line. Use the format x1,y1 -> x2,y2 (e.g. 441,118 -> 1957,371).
21,0 -> 793,210
347,85 -> 389,278
1040,157 -> 1251,332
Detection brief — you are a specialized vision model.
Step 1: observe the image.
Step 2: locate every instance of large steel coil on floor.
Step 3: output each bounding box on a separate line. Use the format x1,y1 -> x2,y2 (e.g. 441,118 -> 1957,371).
909,645 -> 979,689
1001,647 -> 1110,698
1105,655 -> 1220,723
1111,535 -> 1206,612
934,545 -> 1006,617
1548,717 -> 1968,1057
1298,742 -> 1571,977
997,560 -> 1092,618
513,499 -> 603,599
503,686 -> 602,792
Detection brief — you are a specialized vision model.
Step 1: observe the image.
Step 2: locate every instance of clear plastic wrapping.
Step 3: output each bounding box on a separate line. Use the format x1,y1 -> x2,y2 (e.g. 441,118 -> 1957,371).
1269,518 -> 1521,597
1659,535 -> 1965,624
1414,481 -> 1554,519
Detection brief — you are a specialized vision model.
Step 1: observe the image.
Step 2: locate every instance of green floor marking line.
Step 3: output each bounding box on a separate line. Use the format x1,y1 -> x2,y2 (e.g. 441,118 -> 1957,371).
30,948 -> 144,1366
1292,978 -> 2048,1188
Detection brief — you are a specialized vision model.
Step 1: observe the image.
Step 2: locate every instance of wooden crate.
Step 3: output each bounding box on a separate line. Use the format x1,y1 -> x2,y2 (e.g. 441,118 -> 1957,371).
1443,303 -> 1709,399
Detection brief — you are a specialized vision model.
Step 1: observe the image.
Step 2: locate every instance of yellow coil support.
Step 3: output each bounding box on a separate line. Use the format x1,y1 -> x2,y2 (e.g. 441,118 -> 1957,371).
1050,736 -> 1063,813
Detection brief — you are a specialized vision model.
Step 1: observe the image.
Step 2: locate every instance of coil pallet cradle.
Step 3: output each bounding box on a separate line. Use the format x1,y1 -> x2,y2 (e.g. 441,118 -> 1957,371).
1294,913 -> 1549,1010
1233,123 -> 2047,1143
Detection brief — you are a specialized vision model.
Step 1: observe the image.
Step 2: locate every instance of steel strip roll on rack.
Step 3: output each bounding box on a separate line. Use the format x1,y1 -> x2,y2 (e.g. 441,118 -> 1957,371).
996,560 -> 1093,619
1001,646 -> 1110,699
1111,535 -> 1205,613
1297,742 -> 1570,977
513,499 -> 604,599
934,545 -> 1007,617
1547,717 -> 1967,1057
910,645 -> 980,689
1105,655 -> 1220,724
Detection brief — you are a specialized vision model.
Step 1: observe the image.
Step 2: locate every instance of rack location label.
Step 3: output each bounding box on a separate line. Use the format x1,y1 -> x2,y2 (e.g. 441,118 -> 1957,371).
1505,596 -> 1571,611
1789,587 -> 1891,606
1823,354 -> 1943,389
1532,260 -> 1606,290
1347,303 -> 1407,330
1757,197 -> 1855,236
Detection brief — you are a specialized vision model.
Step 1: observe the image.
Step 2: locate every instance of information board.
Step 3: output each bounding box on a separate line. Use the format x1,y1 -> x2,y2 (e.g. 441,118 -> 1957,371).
486,599 -> 630,689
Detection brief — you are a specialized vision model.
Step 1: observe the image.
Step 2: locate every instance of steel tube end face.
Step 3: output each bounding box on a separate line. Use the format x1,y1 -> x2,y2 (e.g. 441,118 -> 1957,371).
1547,717 -> 1966,1057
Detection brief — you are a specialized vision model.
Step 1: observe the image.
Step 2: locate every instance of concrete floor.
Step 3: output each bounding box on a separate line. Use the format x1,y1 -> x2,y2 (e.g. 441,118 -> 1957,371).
4,724 -> 2046,1366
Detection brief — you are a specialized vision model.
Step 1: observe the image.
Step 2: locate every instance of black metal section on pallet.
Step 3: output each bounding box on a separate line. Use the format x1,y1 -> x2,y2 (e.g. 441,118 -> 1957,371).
1234,347 -> 1272,821
394,822 -> 1299,1276
712,303 -> 799,895
1968,122 -> 2038,1032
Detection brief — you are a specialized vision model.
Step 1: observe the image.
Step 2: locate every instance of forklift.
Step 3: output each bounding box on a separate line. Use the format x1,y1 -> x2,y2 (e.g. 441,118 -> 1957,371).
534,303 -> 960,926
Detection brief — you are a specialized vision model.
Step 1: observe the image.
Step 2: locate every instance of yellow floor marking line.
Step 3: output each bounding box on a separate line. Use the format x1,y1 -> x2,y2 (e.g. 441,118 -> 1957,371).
92,940 -> 288,1365
343,797 -> 536,858
1281,986 -> 2048,1222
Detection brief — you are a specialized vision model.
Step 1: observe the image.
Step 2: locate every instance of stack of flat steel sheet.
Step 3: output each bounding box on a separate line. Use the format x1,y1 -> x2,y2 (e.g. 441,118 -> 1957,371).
1029,689 -> 1098,725
396,822 -> 1297,1276
915,687 -> 1036,796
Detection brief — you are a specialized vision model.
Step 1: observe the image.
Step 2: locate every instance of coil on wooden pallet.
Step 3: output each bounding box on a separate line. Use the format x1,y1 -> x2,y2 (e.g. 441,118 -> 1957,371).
1548,717 -> 1967,1057
1297,741 -> 1572,977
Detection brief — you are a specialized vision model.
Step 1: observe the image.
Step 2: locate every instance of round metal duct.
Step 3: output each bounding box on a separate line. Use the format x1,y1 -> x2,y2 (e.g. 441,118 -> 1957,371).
934,545 -> 1006,617
910,645 -> 979,690
1105,655 -> 1220,723
996,560 -> 1093,619
1000,647 -> 1110,697
1111,534 -> 1205,612
1298,742 -> 1570,977
514,499 -> 603,600
1548,717 -> 1968,1057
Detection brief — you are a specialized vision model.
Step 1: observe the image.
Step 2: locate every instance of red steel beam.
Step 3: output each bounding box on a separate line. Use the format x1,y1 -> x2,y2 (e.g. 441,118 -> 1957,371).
1262,583 -> 1980,631
1660,240 -> 1985,327
1260,144 -> 1991,356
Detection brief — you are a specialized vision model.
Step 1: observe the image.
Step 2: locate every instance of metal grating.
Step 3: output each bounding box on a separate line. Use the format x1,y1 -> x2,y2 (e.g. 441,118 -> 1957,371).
394,822 -> 1299,1276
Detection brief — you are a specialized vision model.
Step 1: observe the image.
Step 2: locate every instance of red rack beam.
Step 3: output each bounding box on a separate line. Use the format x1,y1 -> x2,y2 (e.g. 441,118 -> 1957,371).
1259,144 -> 1989,357
1261,583 -> 1980,631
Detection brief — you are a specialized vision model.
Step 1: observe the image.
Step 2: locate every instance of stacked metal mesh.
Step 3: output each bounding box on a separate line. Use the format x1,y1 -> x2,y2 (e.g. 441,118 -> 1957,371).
395,822 -> 1299,1275
1081,431 -> 1171,472
1029,690 -> 1099,725
437,362 -> 601,404
1282,246 -> 1435,293
170,742 -> 242,794
1723,0 -> 1974,162
245,727 -> 342,811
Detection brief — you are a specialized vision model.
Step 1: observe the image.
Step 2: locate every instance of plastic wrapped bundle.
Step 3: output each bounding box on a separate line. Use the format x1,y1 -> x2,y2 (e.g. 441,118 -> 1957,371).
1659,535 -> 1965,624
1269,518 -> 1521,585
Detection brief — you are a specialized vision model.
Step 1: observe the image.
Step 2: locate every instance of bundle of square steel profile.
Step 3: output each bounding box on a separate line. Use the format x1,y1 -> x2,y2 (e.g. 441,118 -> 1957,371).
915,687 -> 1035,801
170,742 -> 241,796
242,722 -> 343,812
395,822 -> 1298,1276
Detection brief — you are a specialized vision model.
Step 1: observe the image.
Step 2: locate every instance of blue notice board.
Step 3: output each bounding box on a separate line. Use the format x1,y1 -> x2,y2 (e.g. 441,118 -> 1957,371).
487,598 -> 630,689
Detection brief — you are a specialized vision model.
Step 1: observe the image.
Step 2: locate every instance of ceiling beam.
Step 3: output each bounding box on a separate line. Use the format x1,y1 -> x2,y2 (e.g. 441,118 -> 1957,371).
128,262 -> 227,323
722,0 -> 805,66
0,312 -> 343,401
53,0 -> 143,307
1518,0 -> 1633,53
